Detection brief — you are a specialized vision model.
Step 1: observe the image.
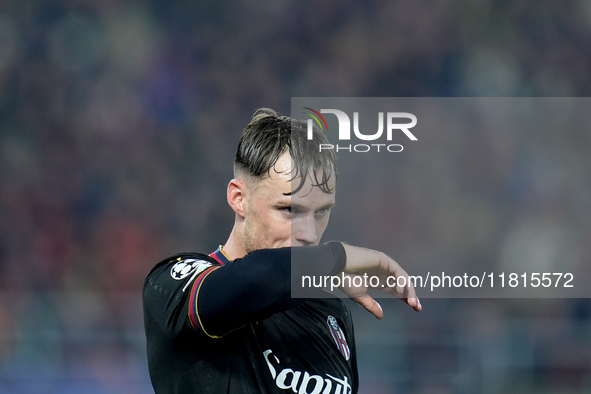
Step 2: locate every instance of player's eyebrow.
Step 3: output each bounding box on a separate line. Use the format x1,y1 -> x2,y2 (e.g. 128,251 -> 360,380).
317,201 -> 335,211
290,201 -> 335,213
273,196 -> 292,208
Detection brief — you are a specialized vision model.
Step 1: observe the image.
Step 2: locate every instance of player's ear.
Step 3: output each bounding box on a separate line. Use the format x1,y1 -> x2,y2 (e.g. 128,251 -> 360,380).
227,178 -> 246,218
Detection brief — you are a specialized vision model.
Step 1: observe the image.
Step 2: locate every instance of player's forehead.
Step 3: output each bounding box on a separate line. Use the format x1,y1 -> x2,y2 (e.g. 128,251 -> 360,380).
273,152 -> 335,193
291,180 -> 336,211
255,152 -> 336,202
272,151 -> 296,183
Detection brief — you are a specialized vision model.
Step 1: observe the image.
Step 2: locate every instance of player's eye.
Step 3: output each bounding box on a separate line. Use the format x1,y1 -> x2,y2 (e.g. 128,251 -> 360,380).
315,208 -> 330,217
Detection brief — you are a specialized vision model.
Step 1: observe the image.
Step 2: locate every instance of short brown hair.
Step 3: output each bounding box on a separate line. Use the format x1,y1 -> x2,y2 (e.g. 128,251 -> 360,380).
234,108 -> 337,195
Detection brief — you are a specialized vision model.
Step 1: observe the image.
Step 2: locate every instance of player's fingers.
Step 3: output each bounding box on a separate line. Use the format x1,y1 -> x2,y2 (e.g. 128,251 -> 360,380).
400,275 -> 421,311
401,296 -> 422,312
378,273 -> 422,311
352,296 -> 383,319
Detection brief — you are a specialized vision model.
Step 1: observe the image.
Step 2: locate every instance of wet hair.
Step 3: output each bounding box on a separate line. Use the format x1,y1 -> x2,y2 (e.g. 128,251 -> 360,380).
234,108 -> 337,195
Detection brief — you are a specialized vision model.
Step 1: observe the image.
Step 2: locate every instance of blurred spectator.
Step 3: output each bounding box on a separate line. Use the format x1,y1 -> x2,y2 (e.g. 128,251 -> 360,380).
2,0 -> 591,392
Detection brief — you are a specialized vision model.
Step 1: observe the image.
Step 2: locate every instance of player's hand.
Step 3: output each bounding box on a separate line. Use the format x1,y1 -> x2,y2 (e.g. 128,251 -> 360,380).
339,243 -> 422,319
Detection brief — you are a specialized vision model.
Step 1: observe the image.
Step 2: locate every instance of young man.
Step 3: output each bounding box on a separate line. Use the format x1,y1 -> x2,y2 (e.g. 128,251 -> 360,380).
143,108 -> 421,393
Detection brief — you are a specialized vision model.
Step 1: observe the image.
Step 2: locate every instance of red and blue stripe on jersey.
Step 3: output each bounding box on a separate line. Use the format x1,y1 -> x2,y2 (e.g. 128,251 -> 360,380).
187,245 -> 229,338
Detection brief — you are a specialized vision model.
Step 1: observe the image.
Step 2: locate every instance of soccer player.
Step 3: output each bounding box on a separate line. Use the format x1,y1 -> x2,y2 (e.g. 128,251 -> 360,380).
143,108 -> 421,393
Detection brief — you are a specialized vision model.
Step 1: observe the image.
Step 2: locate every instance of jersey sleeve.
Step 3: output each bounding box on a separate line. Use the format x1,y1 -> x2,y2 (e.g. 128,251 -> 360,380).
143,253 -> 221,339
194,242 -> 346,338
143,243 -> 346,339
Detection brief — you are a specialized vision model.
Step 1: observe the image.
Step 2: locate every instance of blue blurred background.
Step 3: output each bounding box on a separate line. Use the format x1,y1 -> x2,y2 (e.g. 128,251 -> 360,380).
1,1 -> 591,393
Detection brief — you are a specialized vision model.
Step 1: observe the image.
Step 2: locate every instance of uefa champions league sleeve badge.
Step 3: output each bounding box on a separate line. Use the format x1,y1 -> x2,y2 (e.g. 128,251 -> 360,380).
171,259 -> 212,280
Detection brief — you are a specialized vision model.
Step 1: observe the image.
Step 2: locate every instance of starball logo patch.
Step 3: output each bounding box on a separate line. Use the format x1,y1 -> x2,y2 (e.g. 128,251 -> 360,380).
303,107 -> 417,152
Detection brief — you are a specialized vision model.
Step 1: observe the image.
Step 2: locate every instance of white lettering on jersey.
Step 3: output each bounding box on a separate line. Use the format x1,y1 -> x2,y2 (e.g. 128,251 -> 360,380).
263,349 -> 352,394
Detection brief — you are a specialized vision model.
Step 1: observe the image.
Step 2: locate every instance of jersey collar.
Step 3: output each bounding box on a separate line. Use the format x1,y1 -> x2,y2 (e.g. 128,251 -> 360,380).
209,245 -> 230,265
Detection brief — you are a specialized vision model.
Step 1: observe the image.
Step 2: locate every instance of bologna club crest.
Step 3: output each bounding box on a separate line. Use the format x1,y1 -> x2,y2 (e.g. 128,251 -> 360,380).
327,315 -> 350,360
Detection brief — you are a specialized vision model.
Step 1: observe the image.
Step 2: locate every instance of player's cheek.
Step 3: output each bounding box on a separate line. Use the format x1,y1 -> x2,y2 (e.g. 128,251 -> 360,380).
316,216 -> 330,236
281,220 -> 294,244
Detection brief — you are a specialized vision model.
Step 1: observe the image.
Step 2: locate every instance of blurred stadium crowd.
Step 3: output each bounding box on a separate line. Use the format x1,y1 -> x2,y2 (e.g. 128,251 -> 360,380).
1,0 -> 591,392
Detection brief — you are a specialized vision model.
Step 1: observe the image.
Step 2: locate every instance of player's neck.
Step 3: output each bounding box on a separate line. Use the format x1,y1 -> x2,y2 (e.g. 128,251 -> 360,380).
222,226 -> 246,261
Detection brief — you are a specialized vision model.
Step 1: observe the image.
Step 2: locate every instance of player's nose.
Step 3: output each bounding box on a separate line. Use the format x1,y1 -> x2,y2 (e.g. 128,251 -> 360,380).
293,215 -> 318,246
